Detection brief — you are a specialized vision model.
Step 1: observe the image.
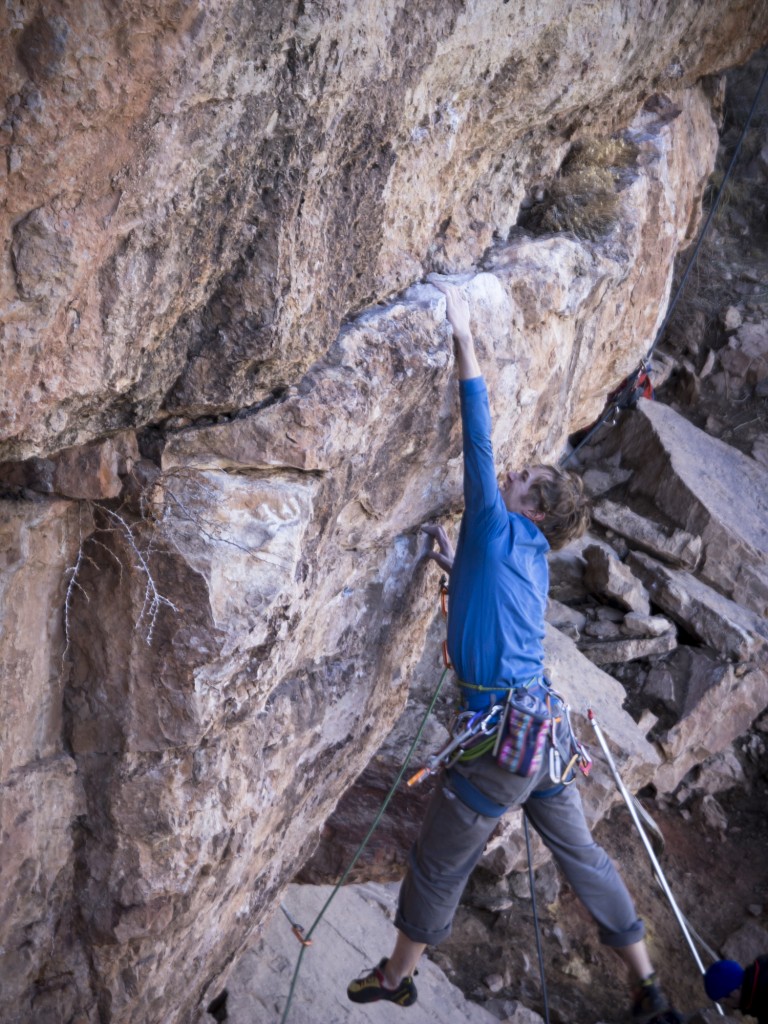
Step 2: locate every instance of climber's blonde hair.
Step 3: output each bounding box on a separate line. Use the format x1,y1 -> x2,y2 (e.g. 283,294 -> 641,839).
528,465 -> 590,551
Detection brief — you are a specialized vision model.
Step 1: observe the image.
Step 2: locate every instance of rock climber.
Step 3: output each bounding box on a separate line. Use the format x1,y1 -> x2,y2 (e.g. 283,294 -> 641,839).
346,279 -> 677,1023
705,956 -> 768,1023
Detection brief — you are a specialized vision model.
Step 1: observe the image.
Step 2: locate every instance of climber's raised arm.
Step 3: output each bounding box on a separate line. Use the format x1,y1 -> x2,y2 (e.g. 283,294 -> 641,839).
431,279 -> 505,527
431,280 -> 481,381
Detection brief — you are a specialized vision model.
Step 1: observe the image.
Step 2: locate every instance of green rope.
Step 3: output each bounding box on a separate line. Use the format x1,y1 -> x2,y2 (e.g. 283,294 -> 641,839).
278,666 -> 451,1024
457,679 -> 507,693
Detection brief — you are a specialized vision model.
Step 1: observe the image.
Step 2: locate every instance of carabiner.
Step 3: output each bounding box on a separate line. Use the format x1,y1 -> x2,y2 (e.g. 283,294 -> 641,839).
549,744 -> 563,784
561,752 -> 580,785
479,704 -> 504,734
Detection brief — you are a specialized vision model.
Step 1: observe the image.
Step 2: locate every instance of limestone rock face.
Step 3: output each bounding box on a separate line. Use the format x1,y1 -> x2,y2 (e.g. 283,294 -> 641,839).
2,0 -> 762,462
2,4 -> 768,1024
0,501 -> 90,1021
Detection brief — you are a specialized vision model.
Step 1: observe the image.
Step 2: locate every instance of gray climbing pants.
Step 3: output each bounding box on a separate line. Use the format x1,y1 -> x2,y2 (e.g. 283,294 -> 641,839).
395,746 -> 645,949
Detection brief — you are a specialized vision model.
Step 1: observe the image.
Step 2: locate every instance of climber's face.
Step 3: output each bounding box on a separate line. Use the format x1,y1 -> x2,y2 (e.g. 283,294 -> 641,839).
499,465 -> 551,519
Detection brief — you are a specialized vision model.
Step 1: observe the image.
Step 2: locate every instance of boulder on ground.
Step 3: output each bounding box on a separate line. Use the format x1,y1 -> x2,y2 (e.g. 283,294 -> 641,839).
694,793 -> 729,833
611,400 -> 768,618
583,619 -> 622,639
650,654 -> 768,794
692,748 -> 745,795
578,631 -> 677,667
591,499 -> 702,570
546,599 -> 587,638
719,322 -> 768,388
583,544 -> 651,614
627,551 -> 768,663
622,612 -> 676,637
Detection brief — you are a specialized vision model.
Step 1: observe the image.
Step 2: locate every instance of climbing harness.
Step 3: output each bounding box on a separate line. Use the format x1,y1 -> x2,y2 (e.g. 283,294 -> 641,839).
588,708 -> 725,1017
409,680 -> 592,788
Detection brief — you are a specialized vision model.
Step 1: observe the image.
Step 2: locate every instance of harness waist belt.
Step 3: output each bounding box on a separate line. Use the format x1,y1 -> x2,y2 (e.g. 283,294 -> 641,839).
458,674 -> 544,694
445,768 -> 508,818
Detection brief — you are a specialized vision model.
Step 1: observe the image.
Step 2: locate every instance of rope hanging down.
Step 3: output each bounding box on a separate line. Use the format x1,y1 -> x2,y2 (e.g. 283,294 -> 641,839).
524,813 -> 551,1024
562,56 -> 768,469
278,666 -> 451,1024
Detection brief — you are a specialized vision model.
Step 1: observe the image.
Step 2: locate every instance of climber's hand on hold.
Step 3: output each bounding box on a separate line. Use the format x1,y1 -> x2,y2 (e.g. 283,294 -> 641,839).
429,278 -> 471,343
421,522 -> 455,573
428,277 -> 480,381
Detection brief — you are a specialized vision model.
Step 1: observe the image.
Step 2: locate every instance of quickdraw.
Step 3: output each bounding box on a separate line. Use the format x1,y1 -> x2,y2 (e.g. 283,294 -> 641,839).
439,575 -> 453,668
562,358 -> 655,468
558,696 -> 593,782
279,903 -> 313,947
407,704 -> 504,786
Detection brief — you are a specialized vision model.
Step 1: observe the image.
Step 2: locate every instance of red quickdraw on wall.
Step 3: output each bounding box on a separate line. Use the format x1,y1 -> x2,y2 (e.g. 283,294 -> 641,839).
439,577 -> 449,618
562,360 -> 655,466
607,361 -> 655,409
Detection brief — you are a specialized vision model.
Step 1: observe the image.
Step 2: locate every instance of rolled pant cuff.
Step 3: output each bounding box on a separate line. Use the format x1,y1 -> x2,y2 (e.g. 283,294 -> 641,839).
394,908 -> 452,947
598,918 -> 645,948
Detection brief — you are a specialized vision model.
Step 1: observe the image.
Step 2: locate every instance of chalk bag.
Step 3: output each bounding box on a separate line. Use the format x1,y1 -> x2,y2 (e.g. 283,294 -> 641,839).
496,688 -> 551,777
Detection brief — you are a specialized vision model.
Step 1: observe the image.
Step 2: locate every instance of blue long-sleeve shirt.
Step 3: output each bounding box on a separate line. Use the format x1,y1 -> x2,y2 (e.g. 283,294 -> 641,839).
446,376 -> 549,710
